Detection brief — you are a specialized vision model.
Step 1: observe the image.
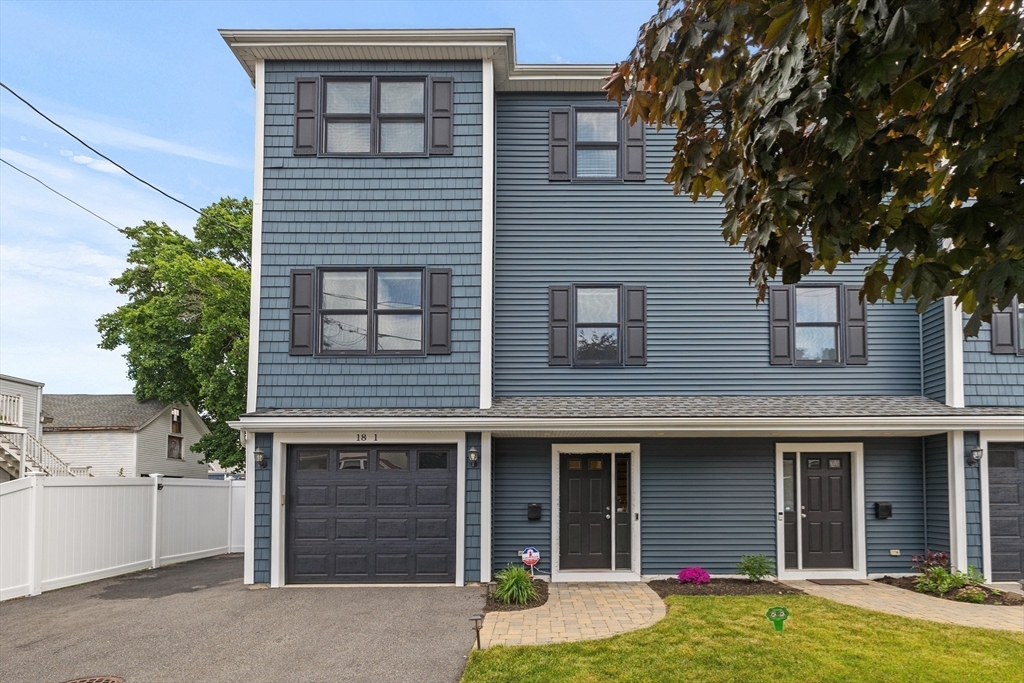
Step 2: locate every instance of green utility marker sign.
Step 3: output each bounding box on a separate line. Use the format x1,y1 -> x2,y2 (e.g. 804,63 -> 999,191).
766,606 -> 790,632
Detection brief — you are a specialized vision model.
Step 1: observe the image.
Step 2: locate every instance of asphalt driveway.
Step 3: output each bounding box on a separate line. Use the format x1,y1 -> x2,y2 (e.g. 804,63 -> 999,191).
0,554 -> 486,683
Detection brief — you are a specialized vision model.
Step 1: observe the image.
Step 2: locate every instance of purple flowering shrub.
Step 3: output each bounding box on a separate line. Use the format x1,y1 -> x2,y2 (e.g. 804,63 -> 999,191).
677,567 -> 711,584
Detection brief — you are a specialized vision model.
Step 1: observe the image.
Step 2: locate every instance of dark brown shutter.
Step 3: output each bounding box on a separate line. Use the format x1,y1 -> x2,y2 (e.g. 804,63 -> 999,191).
289,269 -> 315,355
427,269 -> 452,354
549,109 -> 571,181
624,286 -> 647,366
844,286 -> 868,365
549,286 -> 571,365
429,78 -> 454,155
623,117 -> 646,181
990,299 -> 1018,354
293,78 -> 318,156
769,286 -> 794,365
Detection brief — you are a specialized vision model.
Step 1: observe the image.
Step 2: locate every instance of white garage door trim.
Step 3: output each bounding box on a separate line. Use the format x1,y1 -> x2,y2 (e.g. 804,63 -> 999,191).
271,431 -> 466,587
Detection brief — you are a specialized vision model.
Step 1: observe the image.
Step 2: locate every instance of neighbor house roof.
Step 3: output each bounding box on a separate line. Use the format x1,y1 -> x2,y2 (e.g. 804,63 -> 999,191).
219,28 -> 612,92
0,373 -> 45,388
42,395 -> 170,432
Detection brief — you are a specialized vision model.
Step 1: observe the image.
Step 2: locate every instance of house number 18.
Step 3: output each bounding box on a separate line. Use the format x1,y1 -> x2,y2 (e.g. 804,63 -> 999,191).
356,434 -> 377,442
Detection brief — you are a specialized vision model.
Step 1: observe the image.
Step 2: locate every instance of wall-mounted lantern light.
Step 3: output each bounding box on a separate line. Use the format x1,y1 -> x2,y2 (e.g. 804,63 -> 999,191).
967,445 -> 984,466
254,447 -> 267,468
468,446 -> 479,468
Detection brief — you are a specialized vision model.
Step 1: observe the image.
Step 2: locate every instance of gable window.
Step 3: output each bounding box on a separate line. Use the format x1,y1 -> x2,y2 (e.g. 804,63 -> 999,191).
769,285 -> 868,366
548,107 -> 645,182
549,284 -> 647,367
288,266 -> 452,357
170,408 -> 181,434
293,74 -> 456,157
990,296 -> 1024,355
167,435 -> 183,460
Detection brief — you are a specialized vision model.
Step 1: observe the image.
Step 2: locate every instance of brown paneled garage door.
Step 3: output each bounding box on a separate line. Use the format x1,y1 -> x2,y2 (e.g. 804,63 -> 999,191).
287,444 -> 457,583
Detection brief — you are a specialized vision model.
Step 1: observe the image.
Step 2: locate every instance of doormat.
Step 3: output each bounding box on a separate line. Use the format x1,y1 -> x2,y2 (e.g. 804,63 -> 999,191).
807,579 -> 868,585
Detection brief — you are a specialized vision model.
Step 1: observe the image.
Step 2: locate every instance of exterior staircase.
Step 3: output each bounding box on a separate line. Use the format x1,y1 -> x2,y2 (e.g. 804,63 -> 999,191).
0,431 -> 79,478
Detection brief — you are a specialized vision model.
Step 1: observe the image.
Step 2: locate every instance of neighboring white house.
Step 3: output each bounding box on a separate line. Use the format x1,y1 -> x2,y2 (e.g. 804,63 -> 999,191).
41,395 -> 210,478
0,374 -> 45,481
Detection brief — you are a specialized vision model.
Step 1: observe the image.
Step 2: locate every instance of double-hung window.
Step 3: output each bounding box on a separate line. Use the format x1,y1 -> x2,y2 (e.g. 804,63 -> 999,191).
548,106 -> 645,181
322,78 -> 427,155
319,269 -> 424,355
768,284 -> 868,365
549,284 -> 647,366
794,287 -> 841,364
575,286 -> 621,363
574,110 -> 621,179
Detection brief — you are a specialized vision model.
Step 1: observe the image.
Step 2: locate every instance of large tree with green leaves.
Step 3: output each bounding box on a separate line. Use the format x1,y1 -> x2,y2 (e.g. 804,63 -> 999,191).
97,197 -> 251,470
606,0 -> 1023,333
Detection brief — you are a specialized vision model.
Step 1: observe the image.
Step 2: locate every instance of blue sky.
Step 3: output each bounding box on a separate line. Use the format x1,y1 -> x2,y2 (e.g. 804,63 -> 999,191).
0,0 -> 655,393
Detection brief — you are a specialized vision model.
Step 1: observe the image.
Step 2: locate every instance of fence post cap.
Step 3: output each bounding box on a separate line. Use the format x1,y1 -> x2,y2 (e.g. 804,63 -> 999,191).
25,470 -> 46,478
148,473 -> 165,479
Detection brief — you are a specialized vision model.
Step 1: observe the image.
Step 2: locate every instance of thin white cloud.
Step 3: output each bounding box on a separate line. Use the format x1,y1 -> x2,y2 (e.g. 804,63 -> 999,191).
1,146 -> 74,179
1,92 -> 246,169
71,154 -> 94,164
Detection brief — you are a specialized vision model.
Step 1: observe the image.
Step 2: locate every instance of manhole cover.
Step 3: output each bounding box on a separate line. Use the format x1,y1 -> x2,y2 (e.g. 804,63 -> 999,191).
62,677 -> 124,683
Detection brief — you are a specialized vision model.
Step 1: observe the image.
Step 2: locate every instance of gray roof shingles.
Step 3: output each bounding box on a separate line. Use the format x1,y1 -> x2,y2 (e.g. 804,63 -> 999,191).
42,394 -> 167,431
243,396 -> 1024,420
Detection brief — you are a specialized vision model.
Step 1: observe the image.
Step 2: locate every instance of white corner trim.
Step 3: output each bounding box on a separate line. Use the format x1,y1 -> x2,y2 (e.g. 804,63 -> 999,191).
774,443 -> 866,580
243,433 -> 255,584
943,297 -> 965,408
479,58 -> 495,411
550,443 -> 641,582
479,431 -> 492,582
246,59 -> 265,414
947,431 -> 968,571
270,431 -> 286,587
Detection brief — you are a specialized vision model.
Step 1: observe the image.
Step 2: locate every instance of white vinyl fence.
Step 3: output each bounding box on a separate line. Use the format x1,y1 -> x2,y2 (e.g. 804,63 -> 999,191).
0,473 -> 244,600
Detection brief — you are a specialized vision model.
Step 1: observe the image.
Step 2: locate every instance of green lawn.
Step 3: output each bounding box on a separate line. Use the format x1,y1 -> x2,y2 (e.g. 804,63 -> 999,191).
462,595 -> 1024,683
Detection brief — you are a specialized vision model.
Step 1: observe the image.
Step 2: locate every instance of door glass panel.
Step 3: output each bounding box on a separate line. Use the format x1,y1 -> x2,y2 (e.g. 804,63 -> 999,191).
576,327 -> 619,362
338,453 -> 368,470
321,314 -> 368,352
297,449 -> 329,470
806,458 -> 821,469
321,271 -> 367,309
576,288 -> 618,323
568,459 -> 582,470
828,458 -> 842,469
326,81 -> 370,113
615,455 -> 629,513
378,451 -> 409,470
419,451 -> 448,469
588,458 -> 603,470
796,288 -> 839,322
783,458 -> 795,512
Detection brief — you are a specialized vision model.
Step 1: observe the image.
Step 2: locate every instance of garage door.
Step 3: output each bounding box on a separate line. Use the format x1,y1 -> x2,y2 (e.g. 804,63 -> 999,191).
989,443 -> 1024,582
287,444 -> 457,583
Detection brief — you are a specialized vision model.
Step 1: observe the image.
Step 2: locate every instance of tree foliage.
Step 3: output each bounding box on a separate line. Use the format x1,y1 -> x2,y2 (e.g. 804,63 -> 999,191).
97,198 -> 251,470
606,0 -> 1024,333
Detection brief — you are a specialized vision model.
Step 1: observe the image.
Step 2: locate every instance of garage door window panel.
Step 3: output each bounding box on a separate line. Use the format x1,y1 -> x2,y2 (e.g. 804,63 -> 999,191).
297,449 -> 329,471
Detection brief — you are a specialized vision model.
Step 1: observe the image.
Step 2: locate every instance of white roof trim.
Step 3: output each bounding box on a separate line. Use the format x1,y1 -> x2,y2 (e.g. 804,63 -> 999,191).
218,28 -> 613,92
229,414 -> 1024,435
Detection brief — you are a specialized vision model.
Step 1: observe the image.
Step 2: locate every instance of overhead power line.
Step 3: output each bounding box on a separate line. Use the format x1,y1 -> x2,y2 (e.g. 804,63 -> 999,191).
0,157 -> 121,229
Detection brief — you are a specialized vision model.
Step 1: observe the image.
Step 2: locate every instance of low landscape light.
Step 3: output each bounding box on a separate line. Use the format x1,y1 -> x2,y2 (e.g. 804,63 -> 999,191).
470,614 -> 484,649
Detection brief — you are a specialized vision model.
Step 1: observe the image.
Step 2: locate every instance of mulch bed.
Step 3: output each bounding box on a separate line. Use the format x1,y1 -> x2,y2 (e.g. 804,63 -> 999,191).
483,579 -> 549,612
648,578 -> 804,598
875,576 -> 1024,606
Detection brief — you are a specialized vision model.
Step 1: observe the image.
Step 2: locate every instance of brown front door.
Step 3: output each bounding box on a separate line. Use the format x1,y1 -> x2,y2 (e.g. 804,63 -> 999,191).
560,453 -> 611,569
801,452 -> 854,569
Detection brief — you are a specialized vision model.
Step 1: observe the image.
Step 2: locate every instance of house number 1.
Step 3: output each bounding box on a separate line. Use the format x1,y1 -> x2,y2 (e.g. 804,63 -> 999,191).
356,434 -> 377,442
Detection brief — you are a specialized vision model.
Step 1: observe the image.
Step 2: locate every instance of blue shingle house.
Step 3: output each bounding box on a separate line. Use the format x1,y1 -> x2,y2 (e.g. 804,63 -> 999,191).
222,28 -> 1024,587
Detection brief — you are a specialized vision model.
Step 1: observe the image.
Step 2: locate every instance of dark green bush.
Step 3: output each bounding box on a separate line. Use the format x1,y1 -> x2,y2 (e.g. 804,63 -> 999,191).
494,564 -> 539,605
736,554 -> 774,582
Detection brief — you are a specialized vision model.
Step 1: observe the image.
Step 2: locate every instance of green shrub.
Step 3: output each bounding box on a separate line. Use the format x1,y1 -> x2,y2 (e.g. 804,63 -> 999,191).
493,564 -> 539,605
955,586 -> 986,604
914,564 -> 985,596
736,554 -> 775,582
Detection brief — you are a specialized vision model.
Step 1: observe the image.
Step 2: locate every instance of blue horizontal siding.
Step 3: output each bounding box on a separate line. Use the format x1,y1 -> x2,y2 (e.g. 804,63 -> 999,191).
921,301 -> 945,402
924,434 -> 950,553
493,93 -> 923,396
492,439 -> 551,576
963,316 -> 1024,407
257,60 -> 482,409
863,438 -> 925,574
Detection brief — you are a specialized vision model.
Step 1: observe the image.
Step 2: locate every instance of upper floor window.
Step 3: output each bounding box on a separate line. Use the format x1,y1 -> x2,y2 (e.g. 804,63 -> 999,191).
990,296 -> 1024,355
548,107 -> 645,182
288,267 -> 453,357
170,408 -> 181,434
549,284 -> 647,367
769,285 -> 868,366
293,76 -> 454,157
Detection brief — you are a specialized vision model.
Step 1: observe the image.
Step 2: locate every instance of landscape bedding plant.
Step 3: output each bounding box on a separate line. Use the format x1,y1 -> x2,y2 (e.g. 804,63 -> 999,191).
736,554 -> 775,582
875,550 -> 1024,606
677,567 -> 711,584
649,578 -> 803,598
485,578 -> 548,613
491,564 -> 541,607
876,576 -> 1024,607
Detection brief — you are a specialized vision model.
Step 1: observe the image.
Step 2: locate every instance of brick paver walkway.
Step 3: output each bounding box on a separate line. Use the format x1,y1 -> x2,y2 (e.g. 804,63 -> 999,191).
480,582 -> 666,648
788,580 -> 1024,632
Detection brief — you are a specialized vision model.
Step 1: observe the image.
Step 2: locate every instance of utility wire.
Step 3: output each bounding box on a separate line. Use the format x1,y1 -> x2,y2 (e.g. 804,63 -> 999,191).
0,157 -> 121,229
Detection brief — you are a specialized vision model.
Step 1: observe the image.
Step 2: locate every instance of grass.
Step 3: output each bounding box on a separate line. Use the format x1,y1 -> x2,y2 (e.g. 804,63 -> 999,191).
462,595 -> 1024,683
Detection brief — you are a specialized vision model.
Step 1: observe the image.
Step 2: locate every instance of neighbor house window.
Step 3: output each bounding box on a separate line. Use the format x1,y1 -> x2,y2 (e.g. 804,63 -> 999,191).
318,268 -> 424,355
170,408 -> 181,434
167,435 -> 183,460
548,284 -> 647,366
322,77 -> 426,155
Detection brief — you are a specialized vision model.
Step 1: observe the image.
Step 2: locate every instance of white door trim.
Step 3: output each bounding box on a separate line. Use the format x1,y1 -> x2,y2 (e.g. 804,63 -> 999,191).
550,443 -> 641,582
978,429 -> 1024,583
270,431 -> 467,587
775,443 -> 867,580
948,431 -> 968,570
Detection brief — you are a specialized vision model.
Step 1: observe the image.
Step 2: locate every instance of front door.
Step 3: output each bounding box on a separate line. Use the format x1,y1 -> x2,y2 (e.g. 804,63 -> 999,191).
988,443 -> 1024,582
560,453 -> 611,569
801,452 -> 853,569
